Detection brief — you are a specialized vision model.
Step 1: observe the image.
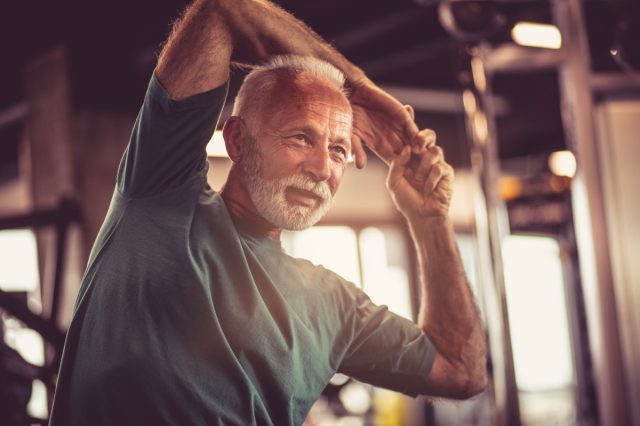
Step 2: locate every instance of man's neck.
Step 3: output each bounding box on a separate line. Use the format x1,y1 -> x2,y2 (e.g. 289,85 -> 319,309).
220,167 -> 283,241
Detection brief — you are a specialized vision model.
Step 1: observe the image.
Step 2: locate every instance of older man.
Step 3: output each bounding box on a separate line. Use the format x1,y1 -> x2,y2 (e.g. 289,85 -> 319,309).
50,1 -> 486,425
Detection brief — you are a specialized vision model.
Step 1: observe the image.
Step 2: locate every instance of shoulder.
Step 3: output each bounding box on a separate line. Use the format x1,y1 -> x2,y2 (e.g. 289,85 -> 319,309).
149,72 -> 230,112
284,255 -> 366,313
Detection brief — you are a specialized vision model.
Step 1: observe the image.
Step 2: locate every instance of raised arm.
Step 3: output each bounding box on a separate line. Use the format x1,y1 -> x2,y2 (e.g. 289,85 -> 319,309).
386,129 -> 487,399
155,0 -> 419,168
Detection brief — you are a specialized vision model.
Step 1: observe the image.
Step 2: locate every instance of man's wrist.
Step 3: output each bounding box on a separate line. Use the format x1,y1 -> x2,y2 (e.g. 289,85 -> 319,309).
405,213 -> 452,231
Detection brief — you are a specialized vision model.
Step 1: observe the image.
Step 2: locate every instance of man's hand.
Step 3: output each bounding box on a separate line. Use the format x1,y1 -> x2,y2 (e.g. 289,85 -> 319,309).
156,0 -> 420,167
350,80 -> 421,168
387,128 -> 486,400
385,129 -> 454,220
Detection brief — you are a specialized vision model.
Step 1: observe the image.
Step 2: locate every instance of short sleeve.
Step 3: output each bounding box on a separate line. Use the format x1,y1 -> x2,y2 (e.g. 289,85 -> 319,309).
337,285 -> 437,397
117,73 -> 229,198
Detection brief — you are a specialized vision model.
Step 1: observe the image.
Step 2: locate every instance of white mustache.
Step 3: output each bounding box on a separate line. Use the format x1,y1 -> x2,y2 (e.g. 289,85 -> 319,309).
281,175 -> 332,202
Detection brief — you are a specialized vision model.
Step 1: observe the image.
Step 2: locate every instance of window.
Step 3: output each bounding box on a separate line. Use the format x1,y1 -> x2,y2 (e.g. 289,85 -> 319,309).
502,234 -> 576,424
282,225 -> 412,320
0,229 -> 40,293
0,228 -> 48,419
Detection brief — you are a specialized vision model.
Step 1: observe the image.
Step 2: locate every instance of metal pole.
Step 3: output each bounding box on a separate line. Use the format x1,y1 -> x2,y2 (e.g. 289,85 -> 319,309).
551,0 -> 631,424
463,44 -> 521,426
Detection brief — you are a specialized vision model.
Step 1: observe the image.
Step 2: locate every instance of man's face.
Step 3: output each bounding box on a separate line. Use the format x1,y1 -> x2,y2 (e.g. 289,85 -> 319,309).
242,75 -> 352,231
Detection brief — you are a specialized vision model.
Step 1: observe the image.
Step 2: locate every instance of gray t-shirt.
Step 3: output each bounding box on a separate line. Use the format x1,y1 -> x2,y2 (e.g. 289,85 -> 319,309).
49,74 -> 436,426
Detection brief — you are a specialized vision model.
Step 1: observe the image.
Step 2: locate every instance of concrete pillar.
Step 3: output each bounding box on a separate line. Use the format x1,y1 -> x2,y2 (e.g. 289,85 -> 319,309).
24,46 -> 134,328
24,47 -> 81,328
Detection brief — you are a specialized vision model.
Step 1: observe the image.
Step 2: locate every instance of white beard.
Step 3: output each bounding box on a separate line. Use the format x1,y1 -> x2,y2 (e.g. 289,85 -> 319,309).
242,139 -> 333,231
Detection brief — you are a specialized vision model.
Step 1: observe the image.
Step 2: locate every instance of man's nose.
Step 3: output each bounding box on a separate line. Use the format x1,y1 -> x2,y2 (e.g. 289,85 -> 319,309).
303,146 -> 332,182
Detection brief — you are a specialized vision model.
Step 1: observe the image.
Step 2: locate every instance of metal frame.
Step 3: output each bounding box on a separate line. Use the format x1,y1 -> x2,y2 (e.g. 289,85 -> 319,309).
552,0 -> 634,424
0,197 -> 81,422
463,44 -> 522,426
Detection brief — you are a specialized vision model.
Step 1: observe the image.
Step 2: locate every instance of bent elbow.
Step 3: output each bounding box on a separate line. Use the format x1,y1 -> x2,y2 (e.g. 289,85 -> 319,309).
452,363 -> 488,400
422,350 -> 488,400
459,344 -> 489,399
467,366 -> 489,398
464,371 -> 488,398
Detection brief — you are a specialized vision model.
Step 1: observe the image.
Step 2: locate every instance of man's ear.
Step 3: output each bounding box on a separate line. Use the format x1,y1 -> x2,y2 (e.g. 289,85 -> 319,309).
222,117 -> 245,163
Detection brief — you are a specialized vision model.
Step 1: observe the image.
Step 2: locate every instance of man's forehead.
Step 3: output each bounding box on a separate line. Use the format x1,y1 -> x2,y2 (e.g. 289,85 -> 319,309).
269,71 -> 351,113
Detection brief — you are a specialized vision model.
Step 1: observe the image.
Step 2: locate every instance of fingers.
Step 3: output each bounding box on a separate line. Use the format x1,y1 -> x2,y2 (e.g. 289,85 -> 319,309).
411,128 -> 437,154
387,145 -> 411,189
404,109 -> 436,154
351,134 -> 368,169
405,104 -> 415,120
414,145 -> 443,181
402,113 -> 420,143
400,105 -> 435,154
423,163 -> 445,195
407,142 -> 451,196
424,162 -> 454,196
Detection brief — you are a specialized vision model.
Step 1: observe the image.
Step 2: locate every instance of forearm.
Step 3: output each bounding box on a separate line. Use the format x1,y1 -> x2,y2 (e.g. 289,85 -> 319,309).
407,216 -> 486,385
156,0 -> 366,100
222,0 -> 366,81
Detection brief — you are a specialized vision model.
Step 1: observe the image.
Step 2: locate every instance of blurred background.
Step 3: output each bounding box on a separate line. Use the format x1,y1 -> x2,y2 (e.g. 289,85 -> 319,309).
1,0 -> 639,425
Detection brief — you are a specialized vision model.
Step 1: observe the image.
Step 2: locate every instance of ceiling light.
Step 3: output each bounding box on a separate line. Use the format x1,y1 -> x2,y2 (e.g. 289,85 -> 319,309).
511,22 -> 562,50
548,150 -> 577,178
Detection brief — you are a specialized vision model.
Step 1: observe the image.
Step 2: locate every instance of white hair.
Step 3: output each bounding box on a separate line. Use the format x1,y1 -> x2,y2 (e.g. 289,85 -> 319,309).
231,55 -> 347,133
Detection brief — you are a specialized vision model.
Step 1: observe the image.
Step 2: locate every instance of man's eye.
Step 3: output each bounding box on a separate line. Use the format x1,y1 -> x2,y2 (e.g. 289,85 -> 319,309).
292,134 -> 309,143
331,146 -> 348,158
